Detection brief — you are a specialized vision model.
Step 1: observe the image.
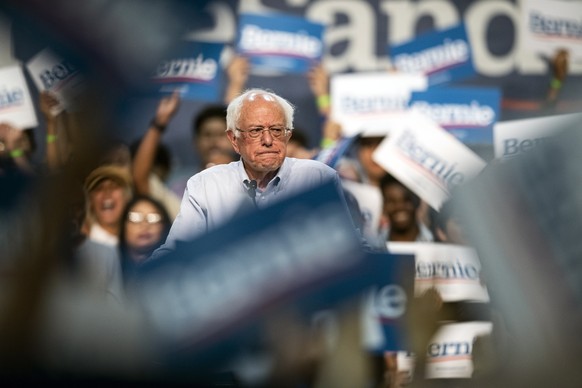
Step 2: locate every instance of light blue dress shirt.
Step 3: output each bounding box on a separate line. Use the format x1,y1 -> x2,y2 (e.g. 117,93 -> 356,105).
151,157 -> 344,259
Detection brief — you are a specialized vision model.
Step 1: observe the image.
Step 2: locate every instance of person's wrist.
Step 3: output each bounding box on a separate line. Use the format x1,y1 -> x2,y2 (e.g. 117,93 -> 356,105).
150,118 -> 167,132
320,137 -> 336,149
551,78 -> 563,90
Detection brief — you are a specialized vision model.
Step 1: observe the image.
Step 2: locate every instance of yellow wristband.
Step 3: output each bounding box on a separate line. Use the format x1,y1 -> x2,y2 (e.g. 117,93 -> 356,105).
10,149 -> 24,158
317,94 -> 331,110
320,138 -> 336,149
46,134 -> 57,143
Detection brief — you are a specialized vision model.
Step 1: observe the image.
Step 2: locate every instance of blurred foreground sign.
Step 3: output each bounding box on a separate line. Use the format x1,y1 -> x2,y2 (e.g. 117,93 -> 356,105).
136,182 -> 367,357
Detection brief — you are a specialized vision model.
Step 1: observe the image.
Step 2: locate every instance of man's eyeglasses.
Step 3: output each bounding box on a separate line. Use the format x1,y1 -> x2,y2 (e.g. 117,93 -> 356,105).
236,126 -> 290,139
127,211 -> 163,224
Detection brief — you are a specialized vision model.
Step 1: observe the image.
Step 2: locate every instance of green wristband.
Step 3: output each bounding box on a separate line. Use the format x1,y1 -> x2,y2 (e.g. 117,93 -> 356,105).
10,149 -> 24,158
46,134 -> 57,143
317,94 -> 331,110
551,78 -> 562,90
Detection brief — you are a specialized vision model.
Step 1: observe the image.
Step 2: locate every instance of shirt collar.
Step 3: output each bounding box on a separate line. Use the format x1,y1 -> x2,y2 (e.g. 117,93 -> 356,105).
237,157 -> 290,192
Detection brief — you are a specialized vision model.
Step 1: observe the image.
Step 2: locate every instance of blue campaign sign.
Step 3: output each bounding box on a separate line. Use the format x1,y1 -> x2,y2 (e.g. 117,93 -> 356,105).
236,12 -> 324,75
134,181 -> 370,367
150,41 -> 224,102
365,252 -> 416,353
408,87 -> 501,144
390,23 -> 475,86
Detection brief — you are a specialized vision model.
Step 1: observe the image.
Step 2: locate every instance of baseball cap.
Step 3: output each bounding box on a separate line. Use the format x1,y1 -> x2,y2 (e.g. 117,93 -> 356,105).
84,165 -> 132,193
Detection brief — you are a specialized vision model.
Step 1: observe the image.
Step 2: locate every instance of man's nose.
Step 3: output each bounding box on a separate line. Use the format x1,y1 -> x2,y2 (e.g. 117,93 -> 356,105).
261,130 -> 273,146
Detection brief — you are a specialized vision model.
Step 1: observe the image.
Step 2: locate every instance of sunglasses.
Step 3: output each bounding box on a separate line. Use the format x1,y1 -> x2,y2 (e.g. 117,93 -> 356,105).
127,211 -> 163,224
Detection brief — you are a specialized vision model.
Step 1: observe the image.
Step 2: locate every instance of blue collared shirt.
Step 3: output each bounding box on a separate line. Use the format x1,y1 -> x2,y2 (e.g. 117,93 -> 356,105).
151,157 -> 344,259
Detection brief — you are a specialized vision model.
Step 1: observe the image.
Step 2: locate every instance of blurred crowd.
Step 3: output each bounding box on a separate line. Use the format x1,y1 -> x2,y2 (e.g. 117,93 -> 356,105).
0,3 -> 579,388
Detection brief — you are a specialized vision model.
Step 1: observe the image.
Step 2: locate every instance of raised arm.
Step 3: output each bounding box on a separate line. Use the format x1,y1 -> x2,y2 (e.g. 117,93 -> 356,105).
132,92 -> 180,195
224,55 -> 249,104
39,91 -> 65,170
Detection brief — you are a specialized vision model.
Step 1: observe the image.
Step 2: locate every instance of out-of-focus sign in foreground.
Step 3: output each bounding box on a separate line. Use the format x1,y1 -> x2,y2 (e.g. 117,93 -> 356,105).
135,182 -> 368,360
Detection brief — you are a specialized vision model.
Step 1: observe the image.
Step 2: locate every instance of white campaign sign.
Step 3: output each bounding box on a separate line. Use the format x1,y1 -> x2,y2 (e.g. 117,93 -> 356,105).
330,72 -> 427,137
493,113 -> 582,161
520,0 -> 582,60
0,65 -> 38,129
425,321 -> 493,379
26,48 -> 85,113
372,112 -> 486,210
387,242 -> 489,302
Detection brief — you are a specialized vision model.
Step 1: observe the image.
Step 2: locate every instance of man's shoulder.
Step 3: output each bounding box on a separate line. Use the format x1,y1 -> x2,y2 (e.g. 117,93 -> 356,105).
287,158 -> 337,175
187,161 -> 240,183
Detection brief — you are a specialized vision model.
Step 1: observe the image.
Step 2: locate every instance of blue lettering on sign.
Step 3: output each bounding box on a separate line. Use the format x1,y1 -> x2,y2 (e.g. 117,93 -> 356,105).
395,130 -> 465,191
0,88 -> 24,109
416,259 -> 480,280
39,59 -> 78,89
530,12 -> 582,38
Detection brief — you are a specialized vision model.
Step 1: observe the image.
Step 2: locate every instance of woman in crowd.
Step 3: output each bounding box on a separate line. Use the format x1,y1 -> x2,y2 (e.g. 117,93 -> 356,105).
118,195 -> 171,285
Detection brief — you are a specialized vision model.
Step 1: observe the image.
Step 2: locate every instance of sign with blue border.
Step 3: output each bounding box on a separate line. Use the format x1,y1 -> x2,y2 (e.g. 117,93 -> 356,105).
150,41 -> 224,102
390,23 -> 475,86
408,87 -> 501,144
135,181 -> 369,368
236,12 -> 324,75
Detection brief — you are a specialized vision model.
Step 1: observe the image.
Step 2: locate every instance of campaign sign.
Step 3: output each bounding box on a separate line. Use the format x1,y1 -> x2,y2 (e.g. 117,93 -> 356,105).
362,252 -> 416,352
387,242 -> 489,302
134,181 -> 369,365
425,321 -> 493,379
521,0 -> 582,61
151,41 -> 223,101
493,112 -> 582,161
408,87 -> 501,145
236,12 -> 324,75
330,72 -> 427,137
26,48 -> 85,113
0,65 -> 38,129
390,23 -> 475,86
372,112 -> 486,210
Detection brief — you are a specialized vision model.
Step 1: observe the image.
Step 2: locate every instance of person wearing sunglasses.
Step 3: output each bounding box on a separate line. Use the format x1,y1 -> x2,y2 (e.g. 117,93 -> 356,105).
151,88 -> 345,259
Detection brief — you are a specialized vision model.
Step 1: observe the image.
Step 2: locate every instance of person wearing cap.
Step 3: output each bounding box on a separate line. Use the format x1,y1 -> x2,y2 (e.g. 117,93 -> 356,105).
82,164 -> 133,246
73,164 -> 133,304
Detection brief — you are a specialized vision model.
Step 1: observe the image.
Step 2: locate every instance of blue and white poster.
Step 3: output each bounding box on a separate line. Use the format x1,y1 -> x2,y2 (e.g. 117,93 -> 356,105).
134,181 -> 371,366
236,12 -> 324,75
362,252 -> 416,352
390,23 -> 475,86
408,87 -> 501,144
151,41 -> 224,102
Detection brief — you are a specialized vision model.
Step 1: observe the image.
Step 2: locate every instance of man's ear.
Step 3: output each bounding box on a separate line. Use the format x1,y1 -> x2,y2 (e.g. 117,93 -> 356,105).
226,130 -> 240,154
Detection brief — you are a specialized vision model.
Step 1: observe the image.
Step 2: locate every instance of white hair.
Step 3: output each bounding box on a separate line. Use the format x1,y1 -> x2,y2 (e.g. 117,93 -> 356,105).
226,88 -> 295,137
